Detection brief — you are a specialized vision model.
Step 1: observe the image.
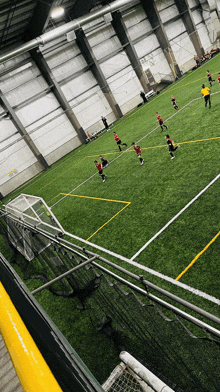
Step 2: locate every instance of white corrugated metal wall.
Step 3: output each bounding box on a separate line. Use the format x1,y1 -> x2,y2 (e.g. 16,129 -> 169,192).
0,0 -> 218,196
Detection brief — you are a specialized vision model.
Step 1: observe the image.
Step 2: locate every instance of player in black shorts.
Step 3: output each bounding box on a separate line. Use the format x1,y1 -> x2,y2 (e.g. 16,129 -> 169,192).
165,135 -> 179,160
101,116 -> 110,131
207,70 -> 215,87
171,96 -> 179,110
113,132 -> 127,151
99,155 -> 109,168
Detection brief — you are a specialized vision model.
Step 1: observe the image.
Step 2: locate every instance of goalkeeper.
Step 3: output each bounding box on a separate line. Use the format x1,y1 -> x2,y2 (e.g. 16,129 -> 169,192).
201,84 -> 211,108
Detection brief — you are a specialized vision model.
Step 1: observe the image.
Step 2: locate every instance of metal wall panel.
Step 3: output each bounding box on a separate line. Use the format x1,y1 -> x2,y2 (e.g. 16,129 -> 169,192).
32,114 -> 77,157
73,92 -> 112,128
169,31 -> 196,65
0,0 -> 218,196
0,140 -> 37,187
5,76 -> 48,107
91,35 -> 122,61
17,93 -> 60,127
0,62 -> 40,92
0,119 -> 18,144
140,47 -> 172,83
107,65 -> 142,107
100,52 -> 130,78
61,71 -> 98,102
196,22 -> 212,50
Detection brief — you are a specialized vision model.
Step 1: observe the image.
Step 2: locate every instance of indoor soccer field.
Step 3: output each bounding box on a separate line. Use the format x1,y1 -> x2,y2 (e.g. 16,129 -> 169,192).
2,55 -> 220,386
2,53 -> 220,324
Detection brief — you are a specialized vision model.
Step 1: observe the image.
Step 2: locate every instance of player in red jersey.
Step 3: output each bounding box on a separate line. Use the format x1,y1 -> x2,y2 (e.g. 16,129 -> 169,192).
132,142 -> 144,165
155,112 -> 168,132
165,135 -> 179,160
218,73 -> 220,85
171,96 -> 179,110
113,132 -> 127,151
94,160 -> 107,182
206,70 -> 215,87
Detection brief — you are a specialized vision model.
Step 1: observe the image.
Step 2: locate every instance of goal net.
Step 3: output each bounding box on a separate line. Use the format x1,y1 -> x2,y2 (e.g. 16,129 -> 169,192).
5,194 -> 64,261
102,351 -> 174,392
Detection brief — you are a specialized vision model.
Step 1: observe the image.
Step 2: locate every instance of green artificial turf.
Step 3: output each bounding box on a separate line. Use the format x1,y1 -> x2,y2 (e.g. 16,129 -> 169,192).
1,54 -> 220,385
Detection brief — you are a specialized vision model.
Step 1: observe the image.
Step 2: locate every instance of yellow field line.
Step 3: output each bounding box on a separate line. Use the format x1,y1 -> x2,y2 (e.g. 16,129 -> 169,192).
87,151 -> 122,158
48,193 -> 62,204
164,72 -> 219,93
86,202 -> 130,241
60,193 -> 129,204
58,193 -> 130,240
176,230 -> 220,281
47,136 -> 220,206
40,137 -> 220,201
141,136 -> 220,150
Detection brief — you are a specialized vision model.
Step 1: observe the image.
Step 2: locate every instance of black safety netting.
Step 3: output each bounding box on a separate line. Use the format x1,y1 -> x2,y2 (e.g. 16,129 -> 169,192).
1,211 -> 220,392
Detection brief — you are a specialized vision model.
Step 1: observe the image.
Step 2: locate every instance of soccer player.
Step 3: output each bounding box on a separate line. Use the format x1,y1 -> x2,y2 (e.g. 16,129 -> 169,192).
218,72 -> 220,85
132,142 -> 144,166
94,160 -> 107,182
101,116 -> 110,131
201,84 -> 211,108
171,96 -> 179,110
165,135 -> 179,160
206,70 -> 215,87
99,155 -> 109,168
156,112 -> 168,132
140,91 -> 147,103
113,132 -> 127,151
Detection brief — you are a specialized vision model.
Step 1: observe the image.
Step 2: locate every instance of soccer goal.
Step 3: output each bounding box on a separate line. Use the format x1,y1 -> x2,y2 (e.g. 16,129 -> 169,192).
4,194 -> 64,261
102,351 -> 174,392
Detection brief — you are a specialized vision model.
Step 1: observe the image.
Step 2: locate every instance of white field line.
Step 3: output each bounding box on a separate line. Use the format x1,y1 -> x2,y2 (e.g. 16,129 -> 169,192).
51,91 -> 220,304
64,230 -> 220,305
51,91 -> 220,208
12,54 -> 219,198
131,173 -> 220,260
51,172 -> 98,208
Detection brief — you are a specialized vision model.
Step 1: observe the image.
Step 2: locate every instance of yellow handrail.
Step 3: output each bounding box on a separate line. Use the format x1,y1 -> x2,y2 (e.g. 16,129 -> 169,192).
0,282 -> 63,392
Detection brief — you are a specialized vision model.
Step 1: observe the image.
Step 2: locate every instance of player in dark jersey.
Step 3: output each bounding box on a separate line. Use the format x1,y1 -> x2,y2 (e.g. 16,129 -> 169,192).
113,132 -> 127,151
99,155 -> 109,168
132,142 -> 144,166
206,70 -> 215,87
156,112 -> 168,132
140,91 -> 147,103
165,135 -> 179,160
101,116 -> 110,131
94,160 -> 107,182
171,96 -> 179,110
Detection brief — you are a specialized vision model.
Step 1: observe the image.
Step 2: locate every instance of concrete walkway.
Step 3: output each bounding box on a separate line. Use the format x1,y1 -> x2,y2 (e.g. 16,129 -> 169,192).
0,334 -> 23,392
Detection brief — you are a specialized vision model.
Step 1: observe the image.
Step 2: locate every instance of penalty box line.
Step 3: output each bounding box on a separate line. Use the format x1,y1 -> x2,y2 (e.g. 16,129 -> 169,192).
131,172 -> 220,261
59,193 -> 130,242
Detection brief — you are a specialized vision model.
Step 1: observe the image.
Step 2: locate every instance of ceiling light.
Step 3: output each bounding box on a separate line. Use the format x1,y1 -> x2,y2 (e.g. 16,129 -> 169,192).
51,7 -> 64,19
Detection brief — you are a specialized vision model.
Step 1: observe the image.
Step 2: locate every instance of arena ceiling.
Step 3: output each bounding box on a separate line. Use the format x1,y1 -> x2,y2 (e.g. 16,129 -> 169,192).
0,0 -> 114,53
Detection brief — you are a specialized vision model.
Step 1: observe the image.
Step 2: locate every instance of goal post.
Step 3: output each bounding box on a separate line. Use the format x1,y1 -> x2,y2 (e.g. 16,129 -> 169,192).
4,194 -> 64,261
102,351 -> 174,392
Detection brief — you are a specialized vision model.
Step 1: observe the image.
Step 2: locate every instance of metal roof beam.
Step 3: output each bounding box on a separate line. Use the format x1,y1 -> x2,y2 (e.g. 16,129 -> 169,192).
68,0 -> 96,20
24,0 -> 57,40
